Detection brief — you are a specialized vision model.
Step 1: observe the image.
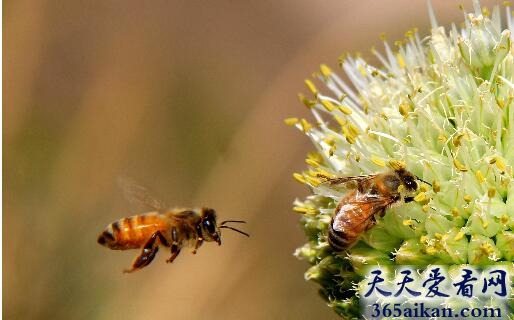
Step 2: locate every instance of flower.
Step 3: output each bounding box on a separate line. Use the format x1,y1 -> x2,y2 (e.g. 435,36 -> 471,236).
288,2 -> 513,318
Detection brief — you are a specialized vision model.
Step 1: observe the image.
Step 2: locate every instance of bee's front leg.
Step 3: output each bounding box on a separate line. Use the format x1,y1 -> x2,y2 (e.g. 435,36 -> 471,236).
192,237 -> 203,254
192,224 -> 203,254
124,231 -> 166,273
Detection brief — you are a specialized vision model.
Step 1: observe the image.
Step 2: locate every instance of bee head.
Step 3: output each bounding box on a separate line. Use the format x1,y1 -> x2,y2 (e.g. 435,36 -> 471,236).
400,170 -> 418,192
200,208 -> 222,245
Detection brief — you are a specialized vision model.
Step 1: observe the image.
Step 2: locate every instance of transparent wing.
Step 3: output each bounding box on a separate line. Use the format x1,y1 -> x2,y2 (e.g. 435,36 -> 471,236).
319,174 -> 377,193
117,176 -> 168,213
333,192 -> 398,234
322,175 -> 375,185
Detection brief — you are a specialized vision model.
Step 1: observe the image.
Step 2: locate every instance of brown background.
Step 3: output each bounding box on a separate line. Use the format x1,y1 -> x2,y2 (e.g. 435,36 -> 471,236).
4,1 -> 500,319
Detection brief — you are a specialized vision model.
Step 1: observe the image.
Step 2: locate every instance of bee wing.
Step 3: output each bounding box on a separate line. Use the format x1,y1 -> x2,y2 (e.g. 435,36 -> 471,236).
117,176 -> 168,213
339,193 -> 397,232
320,174 -> 376,191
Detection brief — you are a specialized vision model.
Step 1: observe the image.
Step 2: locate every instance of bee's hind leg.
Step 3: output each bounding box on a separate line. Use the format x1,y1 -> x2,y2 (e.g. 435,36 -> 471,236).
124,231 -> 167,273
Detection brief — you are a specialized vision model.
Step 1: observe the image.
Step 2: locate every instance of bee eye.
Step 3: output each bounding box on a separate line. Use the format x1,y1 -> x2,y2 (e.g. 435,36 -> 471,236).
203,219 -> 216,234
404,178 -> 417,191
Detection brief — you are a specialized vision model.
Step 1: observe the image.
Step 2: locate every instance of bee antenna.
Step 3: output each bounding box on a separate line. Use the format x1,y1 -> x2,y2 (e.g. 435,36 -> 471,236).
416,177 -> 432,186
219,225 -> 250,237
220,220 -> 246,226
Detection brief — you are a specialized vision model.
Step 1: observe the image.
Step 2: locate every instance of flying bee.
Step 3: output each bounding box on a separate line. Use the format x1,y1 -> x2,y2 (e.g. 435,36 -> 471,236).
97,178 -> 249,273
318,168 -> 428,252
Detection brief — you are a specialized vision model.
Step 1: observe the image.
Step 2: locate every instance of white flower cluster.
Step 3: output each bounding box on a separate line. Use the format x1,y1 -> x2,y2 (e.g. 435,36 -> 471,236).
289,2 -> 513,317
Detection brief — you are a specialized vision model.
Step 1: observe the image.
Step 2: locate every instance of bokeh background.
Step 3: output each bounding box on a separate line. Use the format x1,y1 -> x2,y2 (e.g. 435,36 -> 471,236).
4,1 -> 503,319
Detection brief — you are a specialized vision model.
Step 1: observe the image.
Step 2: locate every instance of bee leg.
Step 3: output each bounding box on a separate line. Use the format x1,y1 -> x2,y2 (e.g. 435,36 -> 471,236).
192,238 -> 203,254
166,244 -> 181,263
166,227 -> 181,263
192,224 -> 203,254
404,196 -> 414,203
123,231 -> 164,273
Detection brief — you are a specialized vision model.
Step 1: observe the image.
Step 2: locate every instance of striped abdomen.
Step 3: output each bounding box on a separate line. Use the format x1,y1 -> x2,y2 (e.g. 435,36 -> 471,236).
97,212 -> 170,250
328,192 -> 390,252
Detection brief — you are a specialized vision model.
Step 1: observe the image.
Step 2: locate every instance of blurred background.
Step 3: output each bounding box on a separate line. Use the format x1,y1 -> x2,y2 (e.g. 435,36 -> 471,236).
4,1 -> 502,319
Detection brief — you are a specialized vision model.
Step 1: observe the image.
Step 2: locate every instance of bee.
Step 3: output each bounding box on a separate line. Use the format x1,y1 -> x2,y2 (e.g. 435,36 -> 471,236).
97,179 -> 249,273
319,168 -> 427,252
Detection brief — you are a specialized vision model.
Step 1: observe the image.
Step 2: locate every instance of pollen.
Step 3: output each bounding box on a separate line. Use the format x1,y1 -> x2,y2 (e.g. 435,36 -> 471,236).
337,105 -> 352,115
293,173 -> 306,184
321,99 -> 336,112
371,156 -> 386,167
320,64 -> 332,77
454,231 -> 465,241
487,188 -> 496,198
300,118 -> 313,132
398,103 -> 410,118
432,180 -> 441,193
298,93 -> 315,109
453,159 -> 468,172
388,159 -> 406,171
293,206 -> 309,214
304,79 -> 318,95
414,192 -> 428,203
284,117 -> 299,126
475,170 -> 485,183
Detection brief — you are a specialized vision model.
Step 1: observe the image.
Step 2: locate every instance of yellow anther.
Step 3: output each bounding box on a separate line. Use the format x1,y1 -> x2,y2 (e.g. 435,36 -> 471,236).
451,207 -> 459,217
396,53 -> 406,69
414,192 -> 427,203
432,180 -> 441,193
453,159 -> 468,172
334,115 -> 346,126
475,170 -> 485,183
305,159 -> 319,167
495,158 -> 506,173
321,99 -> 335,111
454,231 -> 465,241
323,136 -> 336,146
480,243 -> 495,255
293,206 -> 308,214
422,204 -> 430,212
342,126 -> 356,144
463,194 -> 472,203
398,103 -> 410,117
403,219 -> 415,226
284,117 -> 299,126
293,173 -> 306,184
388,160 -> 406,170
487,188 -> 496,198
426,247 -> 437,255
304,79 -> 318,95
300,118 -> 312,132
320,64 -> 332,77
298,93 -> 314,108
371,156 -> 386,167
338,105 -> 352,115
452,132 -> 466,147
305,175 -> 321,187
307,152 -> 323,165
